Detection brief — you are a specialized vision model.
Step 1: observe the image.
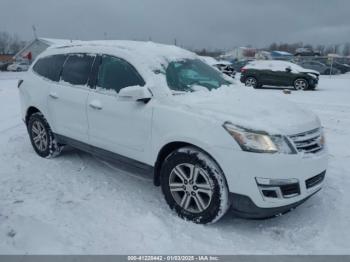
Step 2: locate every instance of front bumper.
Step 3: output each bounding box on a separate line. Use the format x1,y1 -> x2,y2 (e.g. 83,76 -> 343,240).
240,75 -> 246,83
229,188 -> 321,219
309,77 -> 319,88
210,145 -> 328,211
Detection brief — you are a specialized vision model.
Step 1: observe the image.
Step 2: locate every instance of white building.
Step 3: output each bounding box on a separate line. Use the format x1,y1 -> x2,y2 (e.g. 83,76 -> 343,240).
220,47 -> 256,61
14,38 -> 73,63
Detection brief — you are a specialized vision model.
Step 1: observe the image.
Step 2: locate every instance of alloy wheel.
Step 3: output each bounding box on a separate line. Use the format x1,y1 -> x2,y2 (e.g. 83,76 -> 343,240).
169,163 -> 213,213
31,120 -> 48,152
295,79 -> 307,90
245,77 -> 257,87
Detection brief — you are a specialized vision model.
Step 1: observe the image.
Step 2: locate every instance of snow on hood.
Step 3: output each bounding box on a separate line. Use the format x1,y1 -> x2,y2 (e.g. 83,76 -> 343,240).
171,86 -> 320,136
244,60 -> 320,75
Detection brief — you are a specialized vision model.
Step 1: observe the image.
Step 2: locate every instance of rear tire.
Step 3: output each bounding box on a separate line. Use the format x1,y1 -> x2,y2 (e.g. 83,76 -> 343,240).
160,147 -> 230,224
245,77 -> 258,88
27,112 -> 63,158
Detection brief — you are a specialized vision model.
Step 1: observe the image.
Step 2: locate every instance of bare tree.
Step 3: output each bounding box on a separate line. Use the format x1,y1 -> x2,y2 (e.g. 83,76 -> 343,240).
342,43 -> 350,56
0,31 -> 11,54
0,31 -> 26,54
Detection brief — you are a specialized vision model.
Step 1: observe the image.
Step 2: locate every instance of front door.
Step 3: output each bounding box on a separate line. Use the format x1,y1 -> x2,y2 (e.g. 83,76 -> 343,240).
87,55 -> 152,163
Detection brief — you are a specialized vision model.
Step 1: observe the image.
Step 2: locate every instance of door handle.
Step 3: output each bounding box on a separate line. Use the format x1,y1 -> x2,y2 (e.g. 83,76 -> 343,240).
49,92 -> 59,99
89,101 -> 103,110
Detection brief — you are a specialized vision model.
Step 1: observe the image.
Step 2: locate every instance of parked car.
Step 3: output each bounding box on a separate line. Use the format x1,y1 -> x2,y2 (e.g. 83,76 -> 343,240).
7,62 -> 29,72
200,56 -> 236,78
331,62 -> 350,74
240,60 -> 320,90
0,62 -> 12,71
298,61 -> 340,75
19,41 -> 327,223
295,48 -> 321,57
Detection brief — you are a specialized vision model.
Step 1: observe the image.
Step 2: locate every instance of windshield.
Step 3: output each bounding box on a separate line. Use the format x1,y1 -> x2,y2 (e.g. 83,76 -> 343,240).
166,59 -> 231,92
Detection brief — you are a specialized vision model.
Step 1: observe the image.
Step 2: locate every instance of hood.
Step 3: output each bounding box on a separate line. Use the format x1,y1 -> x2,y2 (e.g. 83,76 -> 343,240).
171,86 -> 320,136
297,68 -> 320,76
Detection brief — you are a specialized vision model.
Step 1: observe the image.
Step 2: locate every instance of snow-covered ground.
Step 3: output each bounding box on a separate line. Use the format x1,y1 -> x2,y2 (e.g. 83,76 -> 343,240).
0,72 -> 350,254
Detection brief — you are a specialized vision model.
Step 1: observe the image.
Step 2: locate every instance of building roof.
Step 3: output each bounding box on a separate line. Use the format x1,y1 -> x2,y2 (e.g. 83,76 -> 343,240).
39,38 -> 74,46
14,38 -> 74,59
271,50 -> 293,56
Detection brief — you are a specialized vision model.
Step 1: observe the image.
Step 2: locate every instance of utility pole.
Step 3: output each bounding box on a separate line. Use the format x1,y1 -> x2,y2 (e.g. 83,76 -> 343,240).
104,32 -> 108,40
174,38 -> 177,46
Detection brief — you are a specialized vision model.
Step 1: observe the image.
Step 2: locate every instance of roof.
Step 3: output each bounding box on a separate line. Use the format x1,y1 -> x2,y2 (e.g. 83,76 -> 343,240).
42,40 -> 195,65
38,40 -> 197,93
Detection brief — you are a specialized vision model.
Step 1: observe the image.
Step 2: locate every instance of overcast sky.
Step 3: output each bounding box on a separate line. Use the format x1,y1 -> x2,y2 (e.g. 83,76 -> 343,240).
2,0 -> 350,50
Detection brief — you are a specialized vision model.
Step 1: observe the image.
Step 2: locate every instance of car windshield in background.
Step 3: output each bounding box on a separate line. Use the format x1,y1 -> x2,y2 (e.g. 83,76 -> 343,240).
166,59 -> 231,92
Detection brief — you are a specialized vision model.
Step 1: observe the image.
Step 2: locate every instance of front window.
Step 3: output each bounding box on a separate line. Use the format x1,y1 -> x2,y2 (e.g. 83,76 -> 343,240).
97,55 -> 145,93
166,59 -> 231,92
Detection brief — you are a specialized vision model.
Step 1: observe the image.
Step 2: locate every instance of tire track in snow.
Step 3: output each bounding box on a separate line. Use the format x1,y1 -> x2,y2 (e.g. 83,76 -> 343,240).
0,123 -> 22,134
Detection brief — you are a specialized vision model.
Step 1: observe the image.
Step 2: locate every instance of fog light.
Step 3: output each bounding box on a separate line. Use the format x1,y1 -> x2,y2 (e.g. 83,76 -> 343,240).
262,189 -> 278,198
256,177 -> 299,186
256,177 -> 300,200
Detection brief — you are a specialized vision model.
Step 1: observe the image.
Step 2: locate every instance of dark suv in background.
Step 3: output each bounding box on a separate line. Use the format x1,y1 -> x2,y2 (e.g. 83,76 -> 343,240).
240,60 -> 320,90
298,61 -> 340,75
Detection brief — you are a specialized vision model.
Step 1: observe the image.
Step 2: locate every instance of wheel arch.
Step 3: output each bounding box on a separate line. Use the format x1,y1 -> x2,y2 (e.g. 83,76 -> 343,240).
153,141 -> 225,188
25,106 -> 41,125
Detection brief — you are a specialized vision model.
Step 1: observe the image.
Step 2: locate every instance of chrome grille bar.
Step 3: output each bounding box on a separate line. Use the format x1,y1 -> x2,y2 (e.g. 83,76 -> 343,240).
289,128 -> 323,154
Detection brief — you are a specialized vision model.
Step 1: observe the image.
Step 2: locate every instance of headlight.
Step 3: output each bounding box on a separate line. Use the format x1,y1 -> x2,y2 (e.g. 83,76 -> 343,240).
223,122 -> 295,154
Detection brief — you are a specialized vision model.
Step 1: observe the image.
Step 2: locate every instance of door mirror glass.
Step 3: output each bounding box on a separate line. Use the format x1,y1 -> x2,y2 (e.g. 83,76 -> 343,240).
285,67 -> 292,73
118,85 -> 152,102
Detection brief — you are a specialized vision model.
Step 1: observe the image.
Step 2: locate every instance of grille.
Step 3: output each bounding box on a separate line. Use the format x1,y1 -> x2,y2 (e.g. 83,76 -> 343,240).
306,171 -> 326,189
280,183 -> 300,198
289,128 -> 323,154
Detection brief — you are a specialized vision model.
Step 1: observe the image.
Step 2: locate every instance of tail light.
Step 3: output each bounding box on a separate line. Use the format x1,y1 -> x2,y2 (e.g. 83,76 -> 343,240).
18,79 -> 23,88
241,68 -> 247,73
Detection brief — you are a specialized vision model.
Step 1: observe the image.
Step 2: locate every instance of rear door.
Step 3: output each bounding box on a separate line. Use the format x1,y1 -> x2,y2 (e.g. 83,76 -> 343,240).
48,53 -> 95,143
259,63 -> 279,85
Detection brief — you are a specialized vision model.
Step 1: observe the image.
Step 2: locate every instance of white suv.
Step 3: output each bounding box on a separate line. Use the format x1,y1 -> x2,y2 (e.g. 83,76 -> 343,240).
18,41 -> 328,224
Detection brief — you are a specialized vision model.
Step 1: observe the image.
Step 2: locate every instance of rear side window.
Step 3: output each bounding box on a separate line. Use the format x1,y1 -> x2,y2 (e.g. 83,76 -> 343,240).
33,55 -> 67,82
61,54 -> 95,85
97,55 -> 145,93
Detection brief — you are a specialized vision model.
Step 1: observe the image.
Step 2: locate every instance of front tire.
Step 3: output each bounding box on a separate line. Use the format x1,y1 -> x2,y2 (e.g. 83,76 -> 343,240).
160,147 -> 230,224
294,78 -> 308,90
27,112 -> 63,158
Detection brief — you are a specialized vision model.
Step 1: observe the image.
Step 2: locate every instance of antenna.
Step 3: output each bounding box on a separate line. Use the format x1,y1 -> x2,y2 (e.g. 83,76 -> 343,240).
32,25 -> 38,39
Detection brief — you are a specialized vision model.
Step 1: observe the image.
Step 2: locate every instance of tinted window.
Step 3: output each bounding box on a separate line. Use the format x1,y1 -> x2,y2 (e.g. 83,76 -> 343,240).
61,54 -> 95,85
97,55 -> 145,93
33,55 -> 67,82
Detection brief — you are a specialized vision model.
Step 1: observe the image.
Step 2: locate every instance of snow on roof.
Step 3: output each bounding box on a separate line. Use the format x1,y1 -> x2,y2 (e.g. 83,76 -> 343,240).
40,40 -> 197,95
45,40 -> 196,68
243,60 -> 312,73
199,56 -> 218,65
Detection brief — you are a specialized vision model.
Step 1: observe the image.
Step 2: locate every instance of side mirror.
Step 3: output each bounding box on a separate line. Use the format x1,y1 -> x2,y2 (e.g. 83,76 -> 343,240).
118,85 -> 152,103
285,67 -> 292,73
